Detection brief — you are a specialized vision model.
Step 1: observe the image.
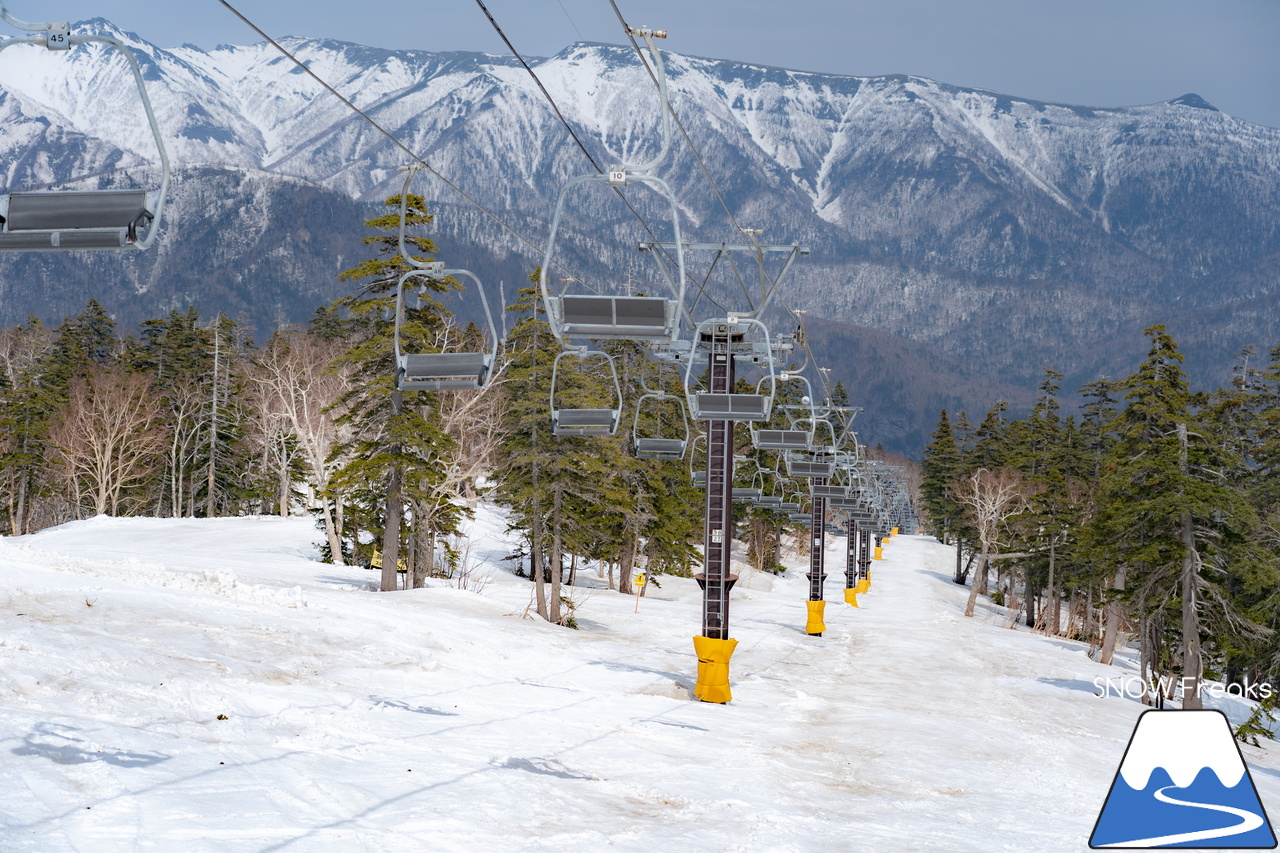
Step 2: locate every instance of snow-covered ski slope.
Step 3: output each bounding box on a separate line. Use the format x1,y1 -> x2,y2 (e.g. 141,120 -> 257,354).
1,507 -> 1276,851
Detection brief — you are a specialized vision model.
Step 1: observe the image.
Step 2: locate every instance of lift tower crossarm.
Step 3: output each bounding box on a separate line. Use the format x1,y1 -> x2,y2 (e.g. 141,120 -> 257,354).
639,241 -> 809,322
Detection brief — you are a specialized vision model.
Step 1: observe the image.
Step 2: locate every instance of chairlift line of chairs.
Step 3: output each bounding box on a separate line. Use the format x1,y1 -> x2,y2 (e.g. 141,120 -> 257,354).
0,6 -> 170,251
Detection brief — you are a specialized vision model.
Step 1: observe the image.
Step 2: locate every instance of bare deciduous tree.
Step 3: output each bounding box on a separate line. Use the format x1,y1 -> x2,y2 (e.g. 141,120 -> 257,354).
247,330 -> 351,561
954,467 -> 1030,618
50,368 -> 168,517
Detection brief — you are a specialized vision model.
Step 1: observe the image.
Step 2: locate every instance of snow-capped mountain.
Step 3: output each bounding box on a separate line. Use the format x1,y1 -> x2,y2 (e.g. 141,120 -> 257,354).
2,20 -> 1278,450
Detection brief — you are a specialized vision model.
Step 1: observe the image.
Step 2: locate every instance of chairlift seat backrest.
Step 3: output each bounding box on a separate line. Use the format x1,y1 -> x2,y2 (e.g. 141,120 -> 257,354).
779,501 -> 802,513
0,189 -> 155,250
693,393 -> 770,422
635,437 -> 686,460
553,408 -> 618,436
731,488 -> 762,500
810,484 -> 848,499
398,352 -> 492,391
553,295 -> 673,340
788,513 -> 812,523
691,470 -> 707,487
788,459 -> 835,478
753,429 -> 813,451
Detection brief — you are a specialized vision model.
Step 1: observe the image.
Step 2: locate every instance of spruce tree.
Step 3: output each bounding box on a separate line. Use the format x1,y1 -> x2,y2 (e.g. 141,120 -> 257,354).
327,192 -> 460,590
1089,326 -> 1256,704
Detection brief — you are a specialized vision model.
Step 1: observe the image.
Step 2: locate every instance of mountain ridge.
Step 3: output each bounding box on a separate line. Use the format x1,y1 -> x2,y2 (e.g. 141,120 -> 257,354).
1,20 -> 1277,453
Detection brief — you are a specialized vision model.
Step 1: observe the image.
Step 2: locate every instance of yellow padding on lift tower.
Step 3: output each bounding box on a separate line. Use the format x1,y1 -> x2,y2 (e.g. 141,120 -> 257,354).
693,635 -> 738,704
874,546 -> 884,560
844,587 -> 859,607
891,526 -> 899,536
855,577 -> 871,594
805,599 -> 827,635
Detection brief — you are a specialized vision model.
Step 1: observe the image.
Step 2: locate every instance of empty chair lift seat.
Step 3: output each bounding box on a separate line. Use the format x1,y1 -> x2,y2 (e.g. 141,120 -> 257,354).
811,484 -> 848,499
754,429 -> 812,451
0,190 -> 155,250
553,295 -> 673,340
553,408 -> 618,436
694,393 -> 770,422
398,352 -> 492,391
788,459 -> 834,478
635,437 -> 686,459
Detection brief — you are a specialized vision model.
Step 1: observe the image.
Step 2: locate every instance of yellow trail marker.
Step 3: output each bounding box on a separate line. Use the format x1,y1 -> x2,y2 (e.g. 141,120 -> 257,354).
633,572 -> 646,613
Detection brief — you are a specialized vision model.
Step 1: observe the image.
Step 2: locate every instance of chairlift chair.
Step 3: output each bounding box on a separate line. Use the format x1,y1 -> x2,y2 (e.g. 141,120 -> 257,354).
811,483 -> 850,500
632,360 -> 691,460
750,373 -> 817,451
537,30 -> 688,348
392,169 -> 501,392
786,452 -> 835,479
394,268 -> 499,391
0,10 -> 169,251
550,349 -> 623,437
685,317 -> 777,422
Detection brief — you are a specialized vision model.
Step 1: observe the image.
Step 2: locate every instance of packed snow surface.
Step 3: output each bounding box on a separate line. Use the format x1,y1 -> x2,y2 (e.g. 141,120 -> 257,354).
2,507 -> 1277,851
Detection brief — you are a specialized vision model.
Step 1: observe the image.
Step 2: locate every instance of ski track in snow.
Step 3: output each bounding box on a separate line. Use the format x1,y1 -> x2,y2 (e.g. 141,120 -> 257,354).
1,509 -> 1278,851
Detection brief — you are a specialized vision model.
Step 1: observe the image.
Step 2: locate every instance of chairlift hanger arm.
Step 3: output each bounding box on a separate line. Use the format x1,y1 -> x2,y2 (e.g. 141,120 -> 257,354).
0,2 -> 51,34
613,27 -> 672,175
0,10 -> 170,251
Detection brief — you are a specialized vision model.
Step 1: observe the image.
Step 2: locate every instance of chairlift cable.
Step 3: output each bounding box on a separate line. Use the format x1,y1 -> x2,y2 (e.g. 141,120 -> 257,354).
213,0 -> 579,284
474,0 -> 692,298
608,0 -> 744,240
472,0 -> 601,173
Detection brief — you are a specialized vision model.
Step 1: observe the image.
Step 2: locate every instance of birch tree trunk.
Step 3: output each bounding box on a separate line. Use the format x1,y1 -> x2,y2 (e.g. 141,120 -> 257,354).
549,486 -> 563,625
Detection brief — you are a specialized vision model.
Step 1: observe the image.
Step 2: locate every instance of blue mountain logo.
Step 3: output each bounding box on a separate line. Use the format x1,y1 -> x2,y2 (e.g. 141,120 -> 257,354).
1091,709 -> 1276,848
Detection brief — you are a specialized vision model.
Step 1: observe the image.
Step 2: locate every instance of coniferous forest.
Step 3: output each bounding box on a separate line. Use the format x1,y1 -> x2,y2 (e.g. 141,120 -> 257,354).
920,326 -> 1280,734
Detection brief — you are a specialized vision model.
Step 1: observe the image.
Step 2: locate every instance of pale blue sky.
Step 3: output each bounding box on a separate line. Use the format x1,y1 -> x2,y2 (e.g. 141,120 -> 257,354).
10,0 -> 1280,127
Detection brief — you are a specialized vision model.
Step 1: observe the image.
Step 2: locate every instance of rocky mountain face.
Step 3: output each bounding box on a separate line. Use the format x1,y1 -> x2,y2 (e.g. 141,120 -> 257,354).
2,20 -> 1277,453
